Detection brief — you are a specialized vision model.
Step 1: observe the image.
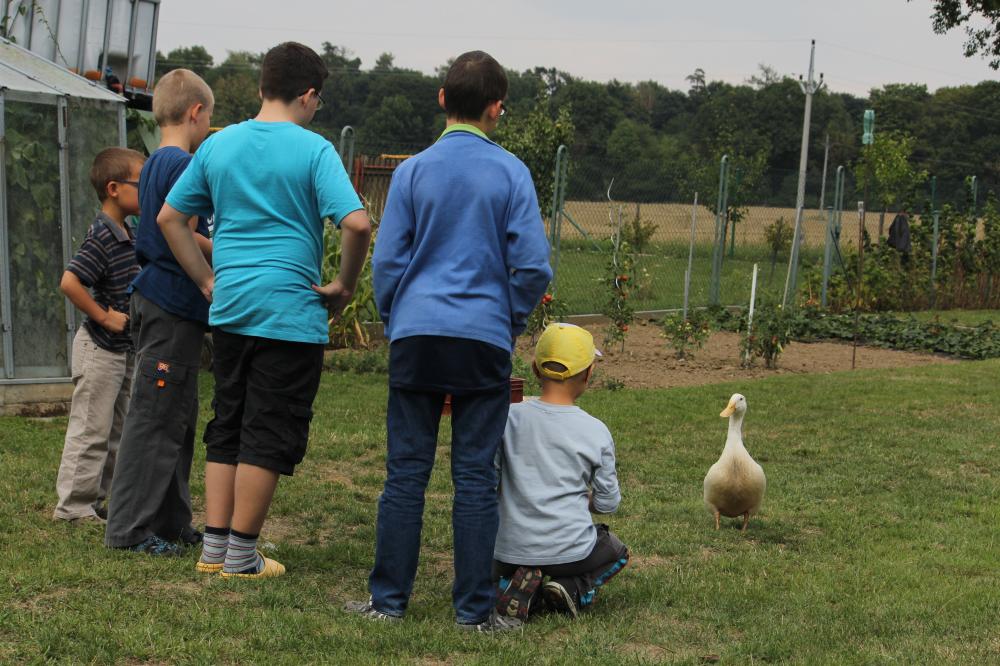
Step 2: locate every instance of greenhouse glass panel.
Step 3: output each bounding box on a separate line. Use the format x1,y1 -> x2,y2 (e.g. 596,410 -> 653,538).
68,98 -> 122,254
5,99 -> 69,378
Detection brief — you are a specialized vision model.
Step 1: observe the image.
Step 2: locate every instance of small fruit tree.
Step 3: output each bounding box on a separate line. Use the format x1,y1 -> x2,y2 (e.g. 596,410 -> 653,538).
525,291 -> 568,342
603,205 -> 636,350
661,309 -> 711,360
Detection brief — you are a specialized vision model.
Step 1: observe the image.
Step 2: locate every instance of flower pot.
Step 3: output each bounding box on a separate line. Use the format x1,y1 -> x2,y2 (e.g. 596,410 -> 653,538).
442,377 -> 525,416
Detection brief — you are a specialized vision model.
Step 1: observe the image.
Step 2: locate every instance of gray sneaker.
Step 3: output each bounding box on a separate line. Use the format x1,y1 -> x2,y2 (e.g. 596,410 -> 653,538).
456,610 -> 523,633
542,580 -> 579,619
343,597 -> 402,622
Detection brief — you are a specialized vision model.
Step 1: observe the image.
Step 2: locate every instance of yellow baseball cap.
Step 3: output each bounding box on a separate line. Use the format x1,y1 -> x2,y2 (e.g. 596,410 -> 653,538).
534,323 -> 603,380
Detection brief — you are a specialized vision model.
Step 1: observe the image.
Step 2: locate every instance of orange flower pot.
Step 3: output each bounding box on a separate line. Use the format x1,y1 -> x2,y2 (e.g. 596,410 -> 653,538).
442,377 -> 524,416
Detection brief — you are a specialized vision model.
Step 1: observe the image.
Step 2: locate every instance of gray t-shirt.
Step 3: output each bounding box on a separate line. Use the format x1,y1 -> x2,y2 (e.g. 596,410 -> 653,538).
494,400 -> 621,565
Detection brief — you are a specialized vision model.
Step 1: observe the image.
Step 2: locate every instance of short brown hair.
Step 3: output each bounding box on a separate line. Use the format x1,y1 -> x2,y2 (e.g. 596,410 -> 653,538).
90,147 -> 145,201
152,68 -> 214,126
260,42 -> 328,103
443,51 -> 508,121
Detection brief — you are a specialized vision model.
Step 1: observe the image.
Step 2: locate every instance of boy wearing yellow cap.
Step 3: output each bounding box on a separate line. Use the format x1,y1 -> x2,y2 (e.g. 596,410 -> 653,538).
493,323 -> 629,621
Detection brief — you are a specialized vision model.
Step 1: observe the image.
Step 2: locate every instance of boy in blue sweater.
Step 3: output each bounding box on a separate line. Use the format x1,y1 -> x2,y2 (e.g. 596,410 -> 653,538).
345,50 -> 552,632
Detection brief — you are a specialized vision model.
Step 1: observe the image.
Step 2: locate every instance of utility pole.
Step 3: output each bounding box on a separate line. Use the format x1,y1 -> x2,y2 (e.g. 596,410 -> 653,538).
782,39 -> 825,309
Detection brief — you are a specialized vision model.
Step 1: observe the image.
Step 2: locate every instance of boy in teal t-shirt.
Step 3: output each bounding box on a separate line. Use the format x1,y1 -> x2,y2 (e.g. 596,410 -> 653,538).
158,42 -> 371,578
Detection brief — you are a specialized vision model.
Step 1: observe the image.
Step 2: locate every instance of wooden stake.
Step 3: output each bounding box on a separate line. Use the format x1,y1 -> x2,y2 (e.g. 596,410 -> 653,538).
852,200 -> 865,370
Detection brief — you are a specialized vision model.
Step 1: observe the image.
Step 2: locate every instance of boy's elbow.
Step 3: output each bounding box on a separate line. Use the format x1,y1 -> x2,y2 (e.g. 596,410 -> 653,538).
59,271 -> 76,295
592,494 -> 621,515
342,209 -> 371,236
157,203 -> 185,231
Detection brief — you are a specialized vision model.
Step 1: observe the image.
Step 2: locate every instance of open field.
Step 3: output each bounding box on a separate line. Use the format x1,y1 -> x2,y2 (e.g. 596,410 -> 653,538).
561,201 -> 912,250
3,360 -> 1000,663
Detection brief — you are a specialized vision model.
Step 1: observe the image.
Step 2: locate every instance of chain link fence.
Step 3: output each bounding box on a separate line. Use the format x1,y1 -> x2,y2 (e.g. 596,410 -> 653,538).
331,129 -> 992,318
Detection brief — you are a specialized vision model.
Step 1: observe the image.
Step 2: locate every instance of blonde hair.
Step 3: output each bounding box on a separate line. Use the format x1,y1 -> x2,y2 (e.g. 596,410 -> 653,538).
152,69 -> 214,126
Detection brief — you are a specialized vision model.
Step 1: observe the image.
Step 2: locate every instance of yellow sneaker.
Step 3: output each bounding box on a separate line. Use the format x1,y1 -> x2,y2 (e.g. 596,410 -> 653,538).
219,553 -> 286,579
195,561 -> 224,574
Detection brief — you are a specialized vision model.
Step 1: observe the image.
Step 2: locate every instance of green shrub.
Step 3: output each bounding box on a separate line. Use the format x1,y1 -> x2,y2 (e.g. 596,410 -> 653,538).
323,348 -> 389,374
661,309 -> 711,359
741,303 -> 793,368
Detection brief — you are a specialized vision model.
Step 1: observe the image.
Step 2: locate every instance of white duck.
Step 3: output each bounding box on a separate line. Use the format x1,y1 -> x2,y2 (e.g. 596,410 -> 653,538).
703,393 -> 766,532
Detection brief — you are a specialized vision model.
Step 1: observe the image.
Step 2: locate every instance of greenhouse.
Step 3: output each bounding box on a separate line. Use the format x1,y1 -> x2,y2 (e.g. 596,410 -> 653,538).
0,36 -> 125,390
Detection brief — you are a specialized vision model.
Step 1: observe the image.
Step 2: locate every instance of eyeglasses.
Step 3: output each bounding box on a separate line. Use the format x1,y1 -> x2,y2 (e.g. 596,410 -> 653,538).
300,89 -> 324,110
116,180 -> 139,188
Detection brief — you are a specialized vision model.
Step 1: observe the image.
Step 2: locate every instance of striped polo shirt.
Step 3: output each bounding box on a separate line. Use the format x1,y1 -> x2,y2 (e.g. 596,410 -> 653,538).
66,212 -> 140,353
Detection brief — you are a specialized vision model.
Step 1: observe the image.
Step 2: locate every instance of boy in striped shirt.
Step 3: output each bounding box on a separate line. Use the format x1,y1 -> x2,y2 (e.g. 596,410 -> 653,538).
53,147 -> 145,524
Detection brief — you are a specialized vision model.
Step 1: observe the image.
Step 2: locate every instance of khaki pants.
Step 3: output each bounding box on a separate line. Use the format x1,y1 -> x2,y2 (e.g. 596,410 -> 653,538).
53,326 -> 134,520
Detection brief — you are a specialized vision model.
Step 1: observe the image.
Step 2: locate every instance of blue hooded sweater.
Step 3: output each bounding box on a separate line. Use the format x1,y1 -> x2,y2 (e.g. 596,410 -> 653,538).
372,127 -> 553,352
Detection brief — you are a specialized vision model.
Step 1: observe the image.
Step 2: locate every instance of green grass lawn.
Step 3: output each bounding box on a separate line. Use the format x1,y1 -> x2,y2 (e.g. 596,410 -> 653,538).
552,241 -> 818,314
3,362 -> 1000,663
907,309 -> 1000,327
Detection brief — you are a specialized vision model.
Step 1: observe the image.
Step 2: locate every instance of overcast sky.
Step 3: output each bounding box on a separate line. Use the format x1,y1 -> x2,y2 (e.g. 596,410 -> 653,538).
156,0 -> 997,96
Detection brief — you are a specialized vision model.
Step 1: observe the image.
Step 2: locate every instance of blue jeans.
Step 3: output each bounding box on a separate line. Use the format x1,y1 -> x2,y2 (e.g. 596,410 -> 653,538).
369,385 -> 509,623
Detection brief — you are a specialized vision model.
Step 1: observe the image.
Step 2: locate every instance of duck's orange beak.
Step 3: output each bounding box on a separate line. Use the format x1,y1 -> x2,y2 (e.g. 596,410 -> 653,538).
720,399 -> 736,418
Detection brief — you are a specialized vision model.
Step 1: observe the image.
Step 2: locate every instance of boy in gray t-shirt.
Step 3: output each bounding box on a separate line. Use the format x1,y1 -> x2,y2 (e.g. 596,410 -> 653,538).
494,323 -> 629,621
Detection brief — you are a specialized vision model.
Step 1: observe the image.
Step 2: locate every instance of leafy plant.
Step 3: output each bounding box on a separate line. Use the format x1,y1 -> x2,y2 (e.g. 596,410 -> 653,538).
493,98 -> 574,214
5,102 -> 67,373
621,203 -> 657,254
661,309 -> 711,360
323,348 -> 389,374
525,291 -> 568,340
765,217 -> 793,279
602,207 -> 636,350
788,309 -> 1000,360
321,198 -> 380,349
510,353 -> 541,395
740,303 -> 793,369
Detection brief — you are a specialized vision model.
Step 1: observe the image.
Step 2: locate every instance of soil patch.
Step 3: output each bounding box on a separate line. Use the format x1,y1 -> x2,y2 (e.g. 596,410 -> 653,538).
515,318 -> 957,391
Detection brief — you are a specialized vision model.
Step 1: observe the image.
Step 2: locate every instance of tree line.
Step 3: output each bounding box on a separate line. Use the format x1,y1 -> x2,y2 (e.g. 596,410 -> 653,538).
155,44 -> 1000,210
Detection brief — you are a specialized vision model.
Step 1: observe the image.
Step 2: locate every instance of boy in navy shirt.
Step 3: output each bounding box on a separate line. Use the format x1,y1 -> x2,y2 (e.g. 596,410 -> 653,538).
346,51 -> 551,632
54,147 -> 145,524
105,68 -> 214,555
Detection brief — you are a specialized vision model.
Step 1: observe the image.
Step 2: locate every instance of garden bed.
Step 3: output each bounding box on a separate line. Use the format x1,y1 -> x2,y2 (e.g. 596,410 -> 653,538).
514,318 -> 958,390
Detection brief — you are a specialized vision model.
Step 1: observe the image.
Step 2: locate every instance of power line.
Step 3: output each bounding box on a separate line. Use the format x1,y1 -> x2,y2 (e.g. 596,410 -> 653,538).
159,19 -> 811,46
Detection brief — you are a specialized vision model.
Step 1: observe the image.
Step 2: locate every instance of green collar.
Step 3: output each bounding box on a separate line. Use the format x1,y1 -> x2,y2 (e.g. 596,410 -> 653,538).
438,123 -> 489,141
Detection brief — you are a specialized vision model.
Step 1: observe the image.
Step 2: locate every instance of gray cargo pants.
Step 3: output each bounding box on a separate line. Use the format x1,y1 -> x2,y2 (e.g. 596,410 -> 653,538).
104,290 -> 204,548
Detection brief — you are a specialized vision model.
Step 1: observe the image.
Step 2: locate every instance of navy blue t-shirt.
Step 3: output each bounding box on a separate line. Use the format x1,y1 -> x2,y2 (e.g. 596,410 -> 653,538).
131,146 -> 210,325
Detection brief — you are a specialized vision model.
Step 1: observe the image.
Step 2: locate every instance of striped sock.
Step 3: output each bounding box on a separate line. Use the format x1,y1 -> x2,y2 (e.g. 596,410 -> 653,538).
200,526 -> 230,565
223,529 -> 263,574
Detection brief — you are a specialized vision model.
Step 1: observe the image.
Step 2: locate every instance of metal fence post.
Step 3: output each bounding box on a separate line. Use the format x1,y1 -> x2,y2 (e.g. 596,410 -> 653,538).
821,205 -> 835,307
338,125 -> 355,170
930,210 -> 940,307
710,154 -> 729,305
782,205 -> 805,308
549,144 -> 567,292
834,165 -> 846,256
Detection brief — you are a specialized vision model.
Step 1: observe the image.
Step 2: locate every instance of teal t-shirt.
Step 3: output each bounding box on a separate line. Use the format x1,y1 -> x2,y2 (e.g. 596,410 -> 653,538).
166,121 -> 363,343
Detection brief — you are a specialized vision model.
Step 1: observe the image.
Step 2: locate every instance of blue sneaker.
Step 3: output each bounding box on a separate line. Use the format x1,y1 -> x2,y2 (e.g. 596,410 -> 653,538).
126,535 -> 182,556
495,566 -> 543,621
